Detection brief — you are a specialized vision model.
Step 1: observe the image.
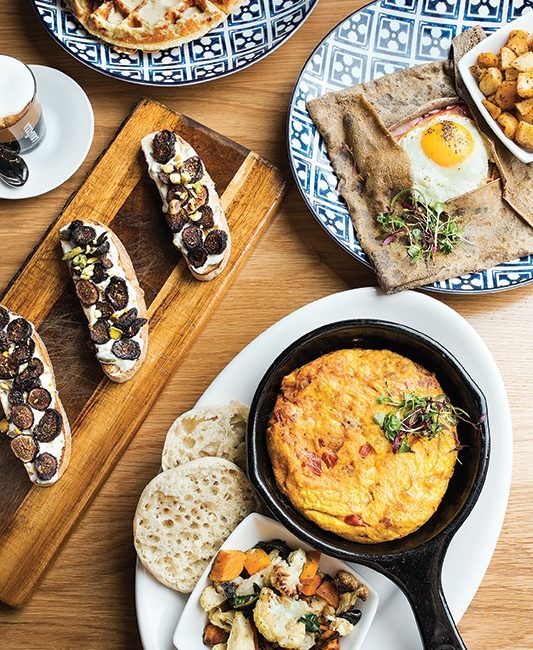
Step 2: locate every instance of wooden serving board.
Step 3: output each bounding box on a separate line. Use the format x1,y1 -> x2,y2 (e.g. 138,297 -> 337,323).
0,98 -> 287,606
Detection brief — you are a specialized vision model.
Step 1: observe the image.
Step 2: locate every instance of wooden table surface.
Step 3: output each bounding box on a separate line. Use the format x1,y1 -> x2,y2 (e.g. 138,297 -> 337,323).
0,1 -> 531,648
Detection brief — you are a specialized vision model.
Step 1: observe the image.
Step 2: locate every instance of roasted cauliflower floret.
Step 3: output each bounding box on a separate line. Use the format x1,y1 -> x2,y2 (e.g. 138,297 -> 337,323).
253,587 -> 310,649
306,596 -> 329,617
208,608 -> 236,632
236,551 -> 280,596
334,570 -> 369,600
270,548 -> 306,597
329,616 -> 355,637
337,590 -> 366,615
200,585 -> 228,612
226,611 -> 255,650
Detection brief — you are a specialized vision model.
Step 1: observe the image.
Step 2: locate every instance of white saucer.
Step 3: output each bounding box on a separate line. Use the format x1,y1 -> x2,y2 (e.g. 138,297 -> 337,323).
0,65 -> 94,200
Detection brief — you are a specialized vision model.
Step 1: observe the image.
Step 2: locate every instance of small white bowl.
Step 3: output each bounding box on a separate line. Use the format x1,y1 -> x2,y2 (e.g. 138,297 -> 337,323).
173,512 -> 378,650
458,12 -> 533,164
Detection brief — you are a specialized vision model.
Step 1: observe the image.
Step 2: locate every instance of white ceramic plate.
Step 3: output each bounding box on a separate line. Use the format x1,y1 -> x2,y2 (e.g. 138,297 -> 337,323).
0,65 -> 94,200
458,12 -> 533,164
173,512 -> 379,650
135,287 -> 512,650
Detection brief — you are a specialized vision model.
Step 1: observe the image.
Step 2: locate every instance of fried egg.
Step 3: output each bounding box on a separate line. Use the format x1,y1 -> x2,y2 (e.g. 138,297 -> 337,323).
397,109 -> 491,204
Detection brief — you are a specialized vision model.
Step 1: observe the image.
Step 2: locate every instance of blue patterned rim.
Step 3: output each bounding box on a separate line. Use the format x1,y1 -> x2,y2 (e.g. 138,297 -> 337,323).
288,0 -> 533,294
32,0 -> 319,87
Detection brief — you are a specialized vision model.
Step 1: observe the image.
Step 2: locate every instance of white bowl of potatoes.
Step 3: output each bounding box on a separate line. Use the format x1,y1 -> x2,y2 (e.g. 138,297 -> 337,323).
458,13 -> 533,163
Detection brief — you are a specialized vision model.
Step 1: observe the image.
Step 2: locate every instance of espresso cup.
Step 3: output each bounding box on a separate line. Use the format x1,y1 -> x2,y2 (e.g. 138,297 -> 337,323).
0,55 -> 46,154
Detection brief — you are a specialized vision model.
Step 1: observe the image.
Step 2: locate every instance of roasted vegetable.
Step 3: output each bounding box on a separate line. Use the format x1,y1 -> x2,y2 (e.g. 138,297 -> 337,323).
270,548 -> 306,597
254,539 -> 291,560
300,573 -> 322,596
338,609 -> 362,626
253,588 -> 310,649
244,548 -> 271,576
300,551 -> 320,583
209,550 -> 247,583
298,612 -> 320,634
226,611 -> 255,650
203,623 -> 229,648
333,570 -> 368,598
200,585 -> 228,613
315,579 -> 340,609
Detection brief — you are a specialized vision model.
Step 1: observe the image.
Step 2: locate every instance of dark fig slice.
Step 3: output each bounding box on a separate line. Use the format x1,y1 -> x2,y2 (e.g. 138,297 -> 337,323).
13,374 -> 41,392
90,321 -> 110,345
8,389 -> 25,405
34,452 -> 58,481
93,239 -> 110,256
0,331 -> 10,351
34,408 -> 62,443
166,209 -> 188,234
7,317 -> 32,343
68,219 -> 84,232
10,403 -> 34,430
11,339 -> 35,364
72,225 -> 96,247
180,156 -> 203,183
181,226 -> 203,251
100,255 -> 113,270
0,355 -> 19,378
115,308 -> 138,328
11,435 -> 38,463
197,205 -> 215,230
204,230 -> 228,256
187,246 -> 208,269
92,263 -> 109,284
28,387 -> 52,411
187,184 -> 208,212
0,306 -> 9,329
112,338 -> 141,360
105,277 -> 129,311
152,130 -> 176,164
75,279 -> 99,306
20,358 -> 44,379
122,318 -> 148,339
167,183 -> 189,207
95,301 -> 114,319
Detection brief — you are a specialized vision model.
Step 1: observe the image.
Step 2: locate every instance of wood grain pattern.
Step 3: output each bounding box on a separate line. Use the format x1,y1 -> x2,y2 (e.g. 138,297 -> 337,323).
0,98 -> 286,606
0,0 -> 531,648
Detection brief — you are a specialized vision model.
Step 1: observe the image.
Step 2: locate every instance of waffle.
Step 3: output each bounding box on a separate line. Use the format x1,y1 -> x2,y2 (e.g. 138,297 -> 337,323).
67,0 -> 246,52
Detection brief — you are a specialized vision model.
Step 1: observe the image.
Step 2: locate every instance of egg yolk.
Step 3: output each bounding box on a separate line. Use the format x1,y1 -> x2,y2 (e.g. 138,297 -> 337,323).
421,120 -> 474,167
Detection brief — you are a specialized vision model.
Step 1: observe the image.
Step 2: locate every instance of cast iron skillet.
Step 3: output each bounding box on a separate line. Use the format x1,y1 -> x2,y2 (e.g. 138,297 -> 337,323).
247,320 -> 490,650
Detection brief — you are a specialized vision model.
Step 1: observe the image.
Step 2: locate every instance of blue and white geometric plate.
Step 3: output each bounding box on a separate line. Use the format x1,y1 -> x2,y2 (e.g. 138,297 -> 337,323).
31,0 -> 319,86
288,0 -> 533,294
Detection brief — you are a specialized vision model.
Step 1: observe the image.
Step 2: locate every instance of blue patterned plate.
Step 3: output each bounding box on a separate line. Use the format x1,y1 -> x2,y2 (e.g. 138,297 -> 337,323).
288,0 -> 533,294
32,0 -> 318,86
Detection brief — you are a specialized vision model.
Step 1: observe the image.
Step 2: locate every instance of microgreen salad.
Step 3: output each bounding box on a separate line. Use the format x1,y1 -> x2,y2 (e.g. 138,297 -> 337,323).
200,539 -> 369,650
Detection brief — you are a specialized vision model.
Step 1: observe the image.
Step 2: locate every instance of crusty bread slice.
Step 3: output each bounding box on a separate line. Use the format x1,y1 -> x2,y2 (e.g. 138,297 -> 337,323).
133,457 -> 259,592
161,401 -> 249,471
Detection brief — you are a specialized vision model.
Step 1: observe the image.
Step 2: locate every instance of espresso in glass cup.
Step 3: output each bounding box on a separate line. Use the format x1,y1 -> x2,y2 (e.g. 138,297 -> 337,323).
0,55 -> 46,154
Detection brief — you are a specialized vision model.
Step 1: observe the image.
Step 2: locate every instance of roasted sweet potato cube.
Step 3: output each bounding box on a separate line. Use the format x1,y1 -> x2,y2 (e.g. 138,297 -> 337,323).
517,71 -> 533,97
500,46 -> 517,70
479,67 -> 503,96
481,98 -> 502,120
505,68 -> 519,81
497,111 -> 519,139
203,623 -> 229,648
515,120 -> 533,149
477,51 -> 499,68
208,550 -> 246,582
507,33 -> 529,56
494,80 -> 519,110
515,97 -> 533,116
511,51 -> 533,72
244,548 -> 271,575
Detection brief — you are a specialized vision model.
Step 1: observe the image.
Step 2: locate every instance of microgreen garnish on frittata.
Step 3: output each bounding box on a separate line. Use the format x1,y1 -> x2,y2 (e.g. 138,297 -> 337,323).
376,189 -> 464,262
373,393 -> 472,453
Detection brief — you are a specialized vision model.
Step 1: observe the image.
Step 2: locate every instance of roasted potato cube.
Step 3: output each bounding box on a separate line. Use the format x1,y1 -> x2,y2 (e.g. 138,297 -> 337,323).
477,51 -> 500,68
515,120 -> 533,149
494,80 -> 519,110
497,111 -> 519,139
511,51 -> 533,72
507,33 -> 529,56
481,98 -> 502,120
517,71 -> 533,97
505,68 -> 519,81
521,108 -> 533,124
469,64 -> 484,81
500,46 -> 517,70
479,67 -> 503,96
515,97 -> 533,116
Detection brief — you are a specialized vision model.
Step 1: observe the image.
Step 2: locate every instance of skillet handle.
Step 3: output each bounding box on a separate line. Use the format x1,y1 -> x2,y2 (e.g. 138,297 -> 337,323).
378,541 -> 467,650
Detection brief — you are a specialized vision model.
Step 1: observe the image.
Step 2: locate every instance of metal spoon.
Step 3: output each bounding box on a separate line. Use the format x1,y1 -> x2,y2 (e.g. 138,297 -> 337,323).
0,145 -> 29,187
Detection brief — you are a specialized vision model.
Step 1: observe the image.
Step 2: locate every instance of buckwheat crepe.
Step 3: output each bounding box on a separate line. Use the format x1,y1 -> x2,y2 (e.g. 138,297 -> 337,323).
307,29 -> 533,293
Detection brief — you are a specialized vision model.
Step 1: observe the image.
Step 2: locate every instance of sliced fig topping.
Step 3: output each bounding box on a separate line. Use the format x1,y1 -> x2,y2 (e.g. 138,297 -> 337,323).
90,321 -> 110,345
7,317 -> 32,343
34,452 -> 58,481
92,263 -> 109,284
8,389 -> 25,406
93,238 -> 110,257
68,219 -> 84,231
0,306 -> 9,329
122,318 -> 148,339
181,226 -> 203,251
100,255 -> 113,270
72,225 -> 96,247
181,156 -> 203,184
204,230 -> 228,256
152,130 -> 176,164
20,358 -> 44,379
59,227 -> 71,241
10,404 -> 34,430
95,301 -> 114,319
13,374 -> 41,392
105,277 -> 129,311
159,171 -> 171,185
11,339 -> 35,364
166,209 -> 188,233
34,408 -> 62,443
76,279 -> 99,306
187,246 -> 208,269
0,355 -> 19,378
197,205 -> 215,230
167,183 -> 189,206
187,184 -> 208,211
112,338 -> 141,360
0,331 -> 10,351
28,387 -> 52,411
11,435 -> 38,463
115,308 -> 138,328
